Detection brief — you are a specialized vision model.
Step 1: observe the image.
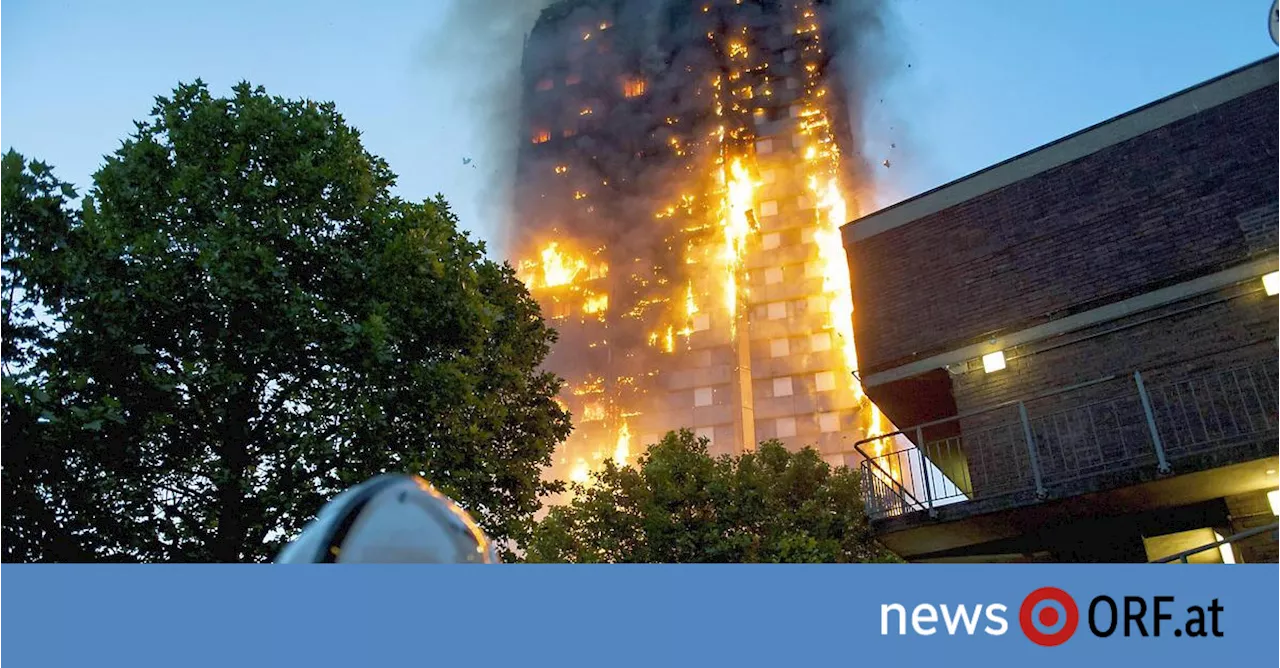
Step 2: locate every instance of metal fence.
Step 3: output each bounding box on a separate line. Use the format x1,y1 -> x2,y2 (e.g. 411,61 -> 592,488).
857,361 -> 1279,520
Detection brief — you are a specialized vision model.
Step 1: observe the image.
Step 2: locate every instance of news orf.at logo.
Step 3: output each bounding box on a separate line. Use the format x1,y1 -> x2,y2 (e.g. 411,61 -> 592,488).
1019,587 -> 1079,646
880,588 -> 1225,644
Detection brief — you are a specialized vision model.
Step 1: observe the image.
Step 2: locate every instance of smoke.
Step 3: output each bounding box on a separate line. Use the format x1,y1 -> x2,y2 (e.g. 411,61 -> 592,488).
826,0 -> 913,214
419,0 -> 553,257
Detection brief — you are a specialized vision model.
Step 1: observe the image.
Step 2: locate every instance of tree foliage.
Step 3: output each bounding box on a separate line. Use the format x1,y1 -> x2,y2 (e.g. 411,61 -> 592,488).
1,81 -> 570,562
525,430 -> 897,563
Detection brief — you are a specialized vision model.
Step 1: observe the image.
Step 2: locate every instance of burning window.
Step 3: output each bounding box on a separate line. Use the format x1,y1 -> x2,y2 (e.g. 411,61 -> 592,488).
598,20 -> 611,30
772,377 -> 793,397
532,129 -> 551,144
583,402 -> 605,422
579,106 -> 593,116
573,190 -> 587,200
554,164 -> 568,174
622,77 -> 646,98
536,78 -> 554,92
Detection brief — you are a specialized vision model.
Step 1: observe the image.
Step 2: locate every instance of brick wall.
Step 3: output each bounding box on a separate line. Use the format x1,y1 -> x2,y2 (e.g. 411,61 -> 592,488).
848,84 -> 1279,374
947,286 -> 1277,498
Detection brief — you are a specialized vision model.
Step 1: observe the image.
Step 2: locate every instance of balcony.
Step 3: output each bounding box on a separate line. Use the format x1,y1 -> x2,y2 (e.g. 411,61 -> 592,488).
854,361 -> 1279,559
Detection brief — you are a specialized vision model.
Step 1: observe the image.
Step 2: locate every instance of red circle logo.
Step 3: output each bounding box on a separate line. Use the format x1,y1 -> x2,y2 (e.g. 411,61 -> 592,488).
1019,587 -> 1079,646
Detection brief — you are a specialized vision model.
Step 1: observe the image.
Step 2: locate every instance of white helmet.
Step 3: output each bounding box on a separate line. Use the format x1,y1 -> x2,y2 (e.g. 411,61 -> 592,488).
275,474 -> 501,564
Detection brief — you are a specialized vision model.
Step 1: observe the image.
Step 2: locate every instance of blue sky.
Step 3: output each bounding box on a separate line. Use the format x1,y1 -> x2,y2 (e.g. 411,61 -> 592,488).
3,1 -> 1276,256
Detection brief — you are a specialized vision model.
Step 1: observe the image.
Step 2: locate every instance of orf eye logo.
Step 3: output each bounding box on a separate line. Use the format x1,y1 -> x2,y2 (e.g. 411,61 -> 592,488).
1020,587 -> 1079,646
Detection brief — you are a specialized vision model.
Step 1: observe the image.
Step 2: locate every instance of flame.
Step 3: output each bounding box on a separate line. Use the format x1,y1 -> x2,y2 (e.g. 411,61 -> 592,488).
569,458 -> 590,484
522,242 -> 588,289
721,157 -> 757,323
613,421 -> 632,466
583,293 -> 609,315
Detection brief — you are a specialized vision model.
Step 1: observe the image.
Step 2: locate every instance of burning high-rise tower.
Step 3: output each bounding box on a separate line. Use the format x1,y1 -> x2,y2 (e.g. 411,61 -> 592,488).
511,0 -> 887,490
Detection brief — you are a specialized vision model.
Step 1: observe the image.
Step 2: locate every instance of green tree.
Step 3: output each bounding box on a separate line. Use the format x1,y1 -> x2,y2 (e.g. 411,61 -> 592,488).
524,430 -> 897,563
1,81 -> 570,562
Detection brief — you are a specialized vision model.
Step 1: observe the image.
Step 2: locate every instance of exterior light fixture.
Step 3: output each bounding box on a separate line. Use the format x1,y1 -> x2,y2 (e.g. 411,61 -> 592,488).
1213,532 -> 1236,564
1263,271 -> 1279,296
982,350 -> 1006,373
1269,489 -> 1280,516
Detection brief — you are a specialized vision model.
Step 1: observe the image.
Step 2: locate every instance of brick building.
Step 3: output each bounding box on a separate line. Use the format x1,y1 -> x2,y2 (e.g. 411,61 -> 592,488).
840,56 -> 1279,562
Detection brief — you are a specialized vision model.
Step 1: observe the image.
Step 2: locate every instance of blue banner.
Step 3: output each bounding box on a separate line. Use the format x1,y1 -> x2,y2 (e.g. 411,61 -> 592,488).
4,565 -> 1276,666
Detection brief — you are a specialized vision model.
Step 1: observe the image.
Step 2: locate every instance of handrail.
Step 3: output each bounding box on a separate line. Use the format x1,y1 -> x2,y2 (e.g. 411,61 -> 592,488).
862,455 -> 925,510
848,374 -> 1118,461
1150,522 -> 1279,563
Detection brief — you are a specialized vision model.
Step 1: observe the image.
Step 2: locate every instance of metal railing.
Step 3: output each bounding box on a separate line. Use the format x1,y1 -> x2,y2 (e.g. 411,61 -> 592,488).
856,361 -> 1278,520
1151,522 -> 1279,563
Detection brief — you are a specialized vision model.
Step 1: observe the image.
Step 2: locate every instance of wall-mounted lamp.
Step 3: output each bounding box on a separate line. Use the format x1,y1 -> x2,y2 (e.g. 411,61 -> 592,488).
1264,271 -> 1279,297
1213,531 -> 1236,564
1269,489 -> 1280,517
982,350 -> 1006,374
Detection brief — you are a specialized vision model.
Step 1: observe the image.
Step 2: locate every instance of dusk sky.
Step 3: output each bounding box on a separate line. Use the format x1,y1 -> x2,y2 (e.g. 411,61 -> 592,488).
3,0 -> 1276,256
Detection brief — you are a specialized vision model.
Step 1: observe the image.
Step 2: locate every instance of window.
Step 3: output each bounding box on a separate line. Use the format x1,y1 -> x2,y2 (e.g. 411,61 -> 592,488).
792,134 -> 807,149
759,200 -> 778,217
765,267 -> 783,284
536,78 -> 554,91
810,333 -> 831,352
566,72 -> 582,86
783,50 -> 797,63
775,417 -> 797,438
753,109 -> 767,125
693,313 -> 710,331
804,261 -> 823,278
563,128 -> 577,138
622,77 -> 646,98
789,105 -> 802,118
797,195 -> 811,209
786,77 -> 799,90
807,295 -> 827,314
756,138 -> 774,154
801,227 -> 816,243
819,412 -> 840,433
694,387 -> 713,407
761,169 -> 776,184
696,426 -> 715,444
767,302 -> 787,320
815,371 -> 836,392
532,129 -> 551,144
773,377 -> 793,397
762,232 -> 781,250
770,338 -> 790,357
